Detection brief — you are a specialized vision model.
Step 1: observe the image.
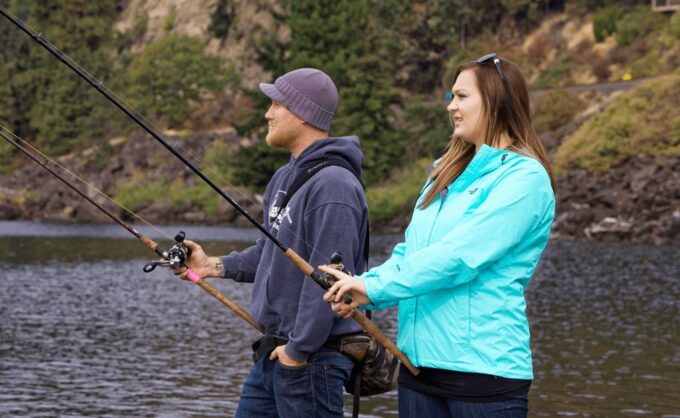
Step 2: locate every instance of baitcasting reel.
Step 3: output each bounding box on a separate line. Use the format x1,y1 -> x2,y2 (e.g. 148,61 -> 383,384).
143,231 -> 191,273
313,251 -> 353,305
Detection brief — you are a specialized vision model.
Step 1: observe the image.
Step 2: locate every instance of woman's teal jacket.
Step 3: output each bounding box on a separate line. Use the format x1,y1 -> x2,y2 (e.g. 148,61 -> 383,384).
363,145 -> 555,380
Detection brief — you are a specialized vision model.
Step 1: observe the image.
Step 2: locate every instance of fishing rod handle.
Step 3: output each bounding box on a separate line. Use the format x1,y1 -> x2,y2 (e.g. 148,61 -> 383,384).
351,310 -> 420,376
193,277 -> 263,333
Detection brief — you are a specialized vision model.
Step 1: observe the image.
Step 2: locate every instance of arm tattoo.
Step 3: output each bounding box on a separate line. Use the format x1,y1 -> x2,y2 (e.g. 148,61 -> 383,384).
215,259 -> 225,278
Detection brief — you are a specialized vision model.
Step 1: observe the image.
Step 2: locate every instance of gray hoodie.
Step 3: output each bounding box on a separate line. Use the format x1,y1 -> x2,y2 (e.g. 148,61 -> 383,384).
219,136 -> 367,362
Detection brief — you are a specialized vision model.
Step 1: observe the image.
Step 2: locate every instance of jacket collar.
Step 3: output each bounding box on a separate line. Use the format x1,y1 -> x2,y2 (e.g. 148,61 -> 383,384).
461,144 -> 510,180
423,145 -> 512,201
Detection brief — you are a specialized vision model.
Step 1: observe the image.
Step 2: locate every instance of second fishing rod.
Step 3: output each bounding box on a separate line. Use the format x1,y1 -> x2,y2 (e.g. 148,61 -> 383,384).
0,127 -> 262,333
0,6 -> 419,374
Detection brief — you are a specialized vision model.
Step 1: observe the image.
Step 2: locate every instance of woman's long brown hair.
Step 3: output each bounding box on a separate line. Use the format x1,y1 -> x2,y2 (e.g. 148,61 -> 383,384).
419,57 -> 556,209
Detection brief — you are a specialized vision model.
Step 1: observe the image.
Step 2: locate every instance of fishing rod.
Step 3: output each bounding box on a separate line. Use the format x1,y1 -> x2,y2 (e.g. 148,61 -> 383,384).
0,6 -> 419,375
0,128 -> 262,333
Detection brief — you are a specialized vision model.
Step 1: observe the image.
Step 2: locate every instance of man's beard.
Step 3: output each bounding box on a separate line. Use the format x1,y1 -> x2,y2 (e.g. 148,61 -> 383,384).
266,125 -> 297,149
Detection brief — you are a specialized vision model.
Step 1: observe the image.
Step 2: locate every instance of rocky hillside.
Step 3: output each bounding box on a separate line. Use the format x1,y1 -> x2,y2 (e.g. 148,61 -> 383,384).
0,129 -> 262,227
1,2 -> 679,245
115,0 -> 286,90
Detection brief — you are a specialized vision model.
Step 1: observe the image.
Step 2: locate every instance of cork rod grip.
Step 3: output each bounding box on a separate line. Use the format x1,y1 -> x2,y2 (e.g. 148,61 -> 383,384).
284,248 -> 315,275
196,279 -> 263,333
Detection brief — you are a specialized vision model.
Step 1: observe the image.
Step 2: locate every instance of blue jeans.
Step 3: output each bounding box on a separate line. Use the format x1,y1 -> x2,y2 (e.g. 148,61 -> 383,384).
398,386 -> 529,418
235,347 -> 354,418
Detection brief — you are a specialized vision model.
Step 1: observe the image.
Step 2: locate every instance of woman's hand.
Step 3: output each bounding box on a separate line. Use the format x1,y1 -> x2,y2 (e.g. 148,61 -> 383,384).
172,240 -> 223,281
319,265 -> 371,318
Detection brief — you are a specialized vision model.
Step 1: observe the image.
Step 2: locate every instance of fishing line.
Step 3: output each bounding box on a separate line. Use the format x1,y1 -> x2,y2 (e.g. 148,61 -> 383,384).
0,6 -> 334,265
0,122 -> 174,242
0,124 -> 264,332
1,123 -> 295,286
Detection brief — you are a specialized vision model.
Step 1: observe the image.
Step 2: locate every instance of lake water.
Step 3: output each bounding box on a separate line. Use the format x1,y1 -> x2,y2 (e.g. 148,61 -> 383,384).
0,221 -> 678,417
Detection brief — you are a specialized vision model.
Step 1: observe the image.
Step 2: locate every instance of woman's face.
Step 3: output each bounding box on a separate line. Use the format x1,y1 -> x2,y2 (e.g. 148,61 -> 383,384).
447,69 -> 484,147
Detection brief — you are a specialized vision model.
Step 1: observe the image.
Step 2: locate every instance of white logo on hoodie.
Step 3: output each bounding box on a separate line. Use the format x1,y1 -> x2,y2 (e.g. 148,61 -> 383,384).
269,191 -> 293,230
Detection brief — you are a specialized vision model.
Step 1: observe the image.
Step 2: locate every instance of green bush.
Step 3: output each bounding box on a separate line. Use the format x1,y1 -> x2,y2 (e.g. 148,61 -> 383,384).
126,35 -> 229,127
616,5 -> 667,47
532,90 -> 585,133
593,5 -> 624,42
208,0 -> 236,39
401,95 -> 452,161
671,10 -> 680,39
114,177 -> 219,217
531,54 -> 572,89
367,159 -> 431,224
630,46 -> 663,78
554,74 -> 680,175
29,51 -> 120,155
164,7 -> 177,32
203,140 -> 237,185
229,140 -> 290,191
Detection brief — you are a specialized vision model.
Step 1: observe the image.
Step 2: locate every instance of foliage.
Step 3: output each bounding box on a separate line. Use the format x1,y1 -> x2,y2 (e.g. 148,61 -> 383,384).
373,0 -> 468,93
0,57 -> 15,170
114,177 -> 220,217
126,35 -> 229,127
593,5 -> 624,42
164,7 -> 177,32
203,140 -> 237,184
208,0 -> 236,39
29,50 -> 120,155
531,53 -> 572,88
615,5 -> 667,47
230,140 -> 290,190
114,10 -> 148,52
501,0 -> 544,21
554,74 -> 680,175
672,10 -> 680,39
532,90 -> 585,133
367,159 -> 431,224
442,30 -> 499,88
11,0 -> 122,155
630,46 -> 663,78
565,0 -> 647,17
284,0 -> 402,184
400,95 -> 452,161
29,0 -> 118,53
0,57 -> 14,128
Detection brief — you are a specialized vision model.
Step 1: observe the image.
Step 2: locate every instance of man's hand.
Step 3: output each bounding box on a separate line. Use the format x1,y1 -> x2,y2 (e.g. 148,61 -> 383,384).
269,345 -> 306,367
172,240 -> 225,281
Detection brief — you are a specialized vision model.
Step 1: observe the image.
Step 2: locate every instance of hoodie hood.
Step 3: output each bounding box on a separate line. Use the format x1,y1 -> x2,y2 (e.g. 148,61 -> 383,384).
291,135 -> 364,177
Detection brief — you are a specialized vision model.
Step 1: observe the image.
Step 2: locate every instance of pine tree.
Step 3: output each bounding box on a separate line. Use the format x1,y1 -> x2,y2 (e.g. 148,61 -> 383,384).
22,0 -> 120,154
284,0 -> 402,184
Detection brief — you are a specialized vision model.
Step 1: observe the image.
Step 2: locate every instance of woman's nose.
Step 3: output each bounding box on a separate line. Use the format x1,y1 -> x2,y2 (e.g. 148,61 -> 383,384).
447,100 -> 457,112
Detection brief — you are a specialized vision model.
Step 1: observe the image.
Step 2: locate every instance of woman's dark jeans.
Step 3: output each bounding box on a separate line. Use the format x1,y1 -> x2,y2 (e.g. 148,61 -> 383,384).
398,385 -> 529,418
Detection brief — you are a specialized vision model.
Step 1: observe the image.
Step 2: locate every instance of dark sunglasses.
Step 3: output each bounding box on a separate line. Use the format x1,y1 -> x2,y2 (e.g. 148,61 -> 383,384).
476,53 -> 506,82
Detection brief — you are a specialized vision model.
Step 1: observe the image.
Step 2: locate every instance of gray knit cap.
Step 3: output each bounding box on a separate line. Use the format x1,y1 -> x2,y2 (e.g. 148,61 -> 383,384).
259,68 -> 339,131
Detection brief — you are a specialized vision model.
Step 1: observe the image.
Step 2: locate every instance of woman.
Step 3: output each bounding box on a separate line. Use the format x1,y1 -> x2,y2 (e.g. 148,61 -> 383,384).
321,53 -> 556,418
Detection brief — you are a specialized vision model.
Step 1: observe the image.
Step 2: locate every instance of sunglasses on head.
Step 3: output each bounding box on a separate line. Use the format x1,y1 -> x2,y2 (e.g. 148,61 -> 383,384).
476,53 -> 506,82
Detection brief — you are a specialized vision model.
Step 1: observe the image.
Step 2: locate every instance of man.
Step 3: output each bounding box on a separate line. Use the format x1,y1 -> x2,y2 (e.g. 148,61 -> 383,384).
176,68 -> 368,417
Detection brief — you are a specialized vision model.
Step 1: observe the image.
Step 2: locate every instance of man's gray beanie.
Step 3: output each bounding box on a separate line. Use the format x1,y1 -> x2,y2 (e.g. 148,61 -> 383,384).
259,68 -> 339,132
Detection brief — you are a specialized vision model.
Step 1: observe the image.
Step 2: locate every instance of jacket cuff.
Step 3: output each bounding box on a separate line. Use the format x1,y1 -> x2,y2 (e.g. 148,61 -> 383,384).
364,275 -> 387,305
219,255 -> 237,279
284,343 -> 310,363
